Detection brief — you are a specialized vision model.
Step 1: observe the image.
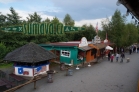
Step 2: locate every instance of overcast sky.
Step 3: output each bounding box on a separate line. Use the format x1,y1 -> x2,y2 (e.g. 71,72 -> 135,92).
0,0 -> 132,29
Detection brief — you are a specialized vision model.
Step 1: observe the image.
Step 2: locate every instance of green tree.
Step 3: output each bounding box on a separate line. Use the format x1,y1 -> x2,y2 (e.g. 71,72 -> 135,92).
124,23 -> 138,46
63,14 -> 74,26
43,17 -> 51,23
82,24 -> 96,40
6,7 -> 22,25
72,24 -> 96,41
101,10 -> 126,47
110,10 -> 126,47
51,16 -> 62,34
0,12 -> 6,27
51,16 -> 61,24
26,12 -> 42,23
0,43 -> 8,60
101,18 -> 111,40
47,34 -> 66,42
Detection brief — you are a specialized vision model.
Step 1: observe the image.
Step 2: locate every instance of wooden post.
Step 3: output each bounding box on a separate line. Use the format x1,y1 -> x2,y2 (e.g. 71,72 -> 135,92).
34,76 -> 36,89
34,81 -> 36,89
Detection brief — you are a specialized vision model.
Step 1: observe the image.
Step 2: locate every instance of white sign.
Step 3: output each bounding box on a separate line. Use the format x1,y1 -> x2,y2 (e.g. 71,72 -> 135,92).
104,39 -> 108,43
94,35 -> 101,43
79,37 -> 88,47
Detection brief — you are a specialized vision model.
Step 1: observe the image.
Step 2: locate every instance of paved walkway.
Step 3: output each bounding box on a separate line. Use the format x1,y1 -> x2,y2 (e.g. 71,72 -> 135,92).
13,52 -> 139,92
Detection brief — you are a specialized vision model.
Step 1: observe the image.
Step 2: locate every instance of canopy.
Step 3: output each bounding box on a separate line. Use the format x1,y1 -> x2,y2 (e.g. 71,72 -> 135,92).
4,42 -> 57,63
105,46 -> 113,50
78,46 -> 92,51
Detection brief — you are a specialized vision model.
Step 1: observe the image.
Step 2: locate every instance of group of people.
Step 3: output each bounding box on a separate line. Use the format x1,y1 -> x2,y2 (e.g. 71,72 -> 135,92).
129,45 -> 139,54
108,52 -> 125,63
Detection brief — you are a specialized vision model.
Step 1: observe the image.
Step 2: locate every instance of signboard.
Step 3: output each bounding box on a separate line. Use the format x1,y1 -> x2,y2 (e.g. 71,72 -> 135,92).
64,26 -> 85,32
79,37 -> 88,47
1,26 -> 23,32
94,35 -> 101,43
1,23 -> 85,35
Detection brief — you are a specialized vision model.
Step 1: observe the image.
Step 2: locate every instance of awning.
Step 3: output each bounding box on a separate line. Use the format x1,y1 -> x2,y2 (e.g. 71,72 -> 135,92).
78,46 -> 92,51
106,46 -> 113,50
93,43 -> 107,49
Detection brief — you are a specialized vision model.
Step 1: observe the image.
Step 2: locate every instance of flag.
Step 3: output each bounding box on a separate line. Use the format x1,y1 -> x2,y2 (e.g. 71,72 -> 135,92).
96,22 -> 98,33
18,67 -> 23,74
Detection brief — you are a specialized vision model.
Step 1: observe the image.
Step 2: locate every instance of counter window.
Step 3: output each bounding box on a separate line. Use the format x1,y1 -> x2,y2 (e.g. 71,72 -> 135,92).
61,50 -> 71,57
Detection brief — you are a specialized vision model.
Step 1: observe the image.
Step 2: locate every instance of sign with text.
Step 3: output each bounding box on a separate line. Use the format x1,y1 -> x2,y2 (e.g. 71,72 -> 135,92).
1,26 -> 23,32
64,26 -> 85,32
1,23 -> 85,35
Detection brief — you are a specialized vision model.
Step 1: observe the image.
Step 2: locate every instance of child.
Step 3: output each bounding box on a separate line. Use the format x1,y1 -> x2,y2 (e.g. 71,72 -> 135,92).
110,54 -> 114,62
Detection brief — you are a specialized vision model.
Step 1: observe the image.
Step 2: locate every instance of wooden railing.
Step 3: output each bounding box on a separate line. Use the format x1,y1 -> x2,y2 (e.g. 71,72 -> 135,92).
4,74 -> 47,92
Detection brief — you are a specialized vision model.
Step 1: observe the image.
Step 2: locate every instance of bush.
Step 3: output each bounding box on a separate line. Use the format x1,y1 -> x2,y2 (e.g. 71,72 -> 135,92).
0,42 -> 8,60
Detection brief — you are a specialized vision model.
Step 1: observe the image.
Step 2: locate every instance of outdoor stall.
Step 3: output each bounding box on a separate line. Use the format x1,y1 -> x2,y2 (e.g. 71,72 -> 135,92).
88,35 -> 107,59
40,37 -> 95,66
4,42 -> 57,77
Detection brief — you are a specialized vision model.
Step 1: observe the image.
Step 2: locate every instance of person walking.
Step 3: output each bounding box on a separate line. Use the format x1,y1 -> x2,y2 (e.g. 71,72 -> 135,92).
129,48 -> 132,55
116,53 -> 119,62
137,47 -> 139,53
110,54 -> 114,62
108,52 -> 111,61
120,52 -> 125,63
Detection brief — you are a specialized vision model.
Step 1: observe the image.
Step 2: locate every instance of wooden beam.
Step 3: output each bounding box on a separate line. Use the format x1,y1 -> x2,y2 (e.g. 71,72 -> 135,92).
4,75 -> 46,92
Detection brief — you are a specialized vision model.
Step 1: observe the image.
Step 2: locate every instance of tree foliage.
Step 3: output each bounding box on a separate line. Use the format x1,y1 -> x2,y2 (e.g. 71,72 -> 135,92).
63,14 -> 75,26
1,7 -> 139,60
0,42 -> 8,60
43,17 -> 51,23
101,9 -> 139,47
124,23 -> 138,45
0,12 -> 6,27
6,7 -> 22,25
26,12 -> 42,23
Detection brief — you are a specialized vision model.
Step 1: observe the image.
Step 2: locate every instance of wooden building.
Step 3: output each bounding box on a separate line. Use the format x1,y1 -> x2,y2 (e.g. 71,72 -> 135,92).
4,42 -> 56,77
40,37 -> 98,66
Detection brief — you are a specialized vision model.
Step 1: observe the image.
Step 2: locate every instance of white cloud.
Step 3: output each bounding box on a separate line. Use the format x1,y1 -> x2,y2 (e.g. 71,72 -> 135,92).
0,8 -> 55,21
18,10 -> 55,21
0,0 -> 21,4
38,12 -> 54,20
0,8 -> 29,20
75,18 -> 108,30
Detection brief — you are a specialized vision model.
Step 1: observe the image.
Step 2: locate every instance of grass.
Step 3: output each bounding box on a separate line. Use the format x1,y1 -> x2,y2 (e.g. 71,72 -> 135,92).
0,62 -> 13,69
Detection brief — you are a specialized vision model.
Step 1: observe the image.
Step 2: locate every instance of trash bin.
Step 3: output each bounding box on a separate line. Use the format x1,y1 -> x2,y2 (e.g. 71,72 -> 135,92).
127,58 -> 130,63
47,70 -> 54,83
66,69 -> 73,76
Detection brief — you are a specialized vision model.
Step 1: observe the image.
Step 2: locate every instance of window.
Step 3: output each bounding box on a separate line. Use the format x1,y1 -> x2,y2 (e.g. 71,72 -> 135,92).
61,50 -> 71,57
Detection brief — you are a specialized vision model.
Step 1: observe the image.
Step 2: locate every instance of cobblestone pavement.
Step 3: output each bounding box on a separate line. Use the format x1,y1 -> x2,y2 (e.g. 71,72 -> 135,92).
9,53 -> 139,92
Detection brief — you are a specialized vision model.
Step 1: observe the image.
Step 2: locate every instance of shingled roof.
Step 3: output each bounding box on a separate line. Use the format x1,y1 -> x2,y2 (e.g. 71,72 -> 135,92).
4,42 -> 57,63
